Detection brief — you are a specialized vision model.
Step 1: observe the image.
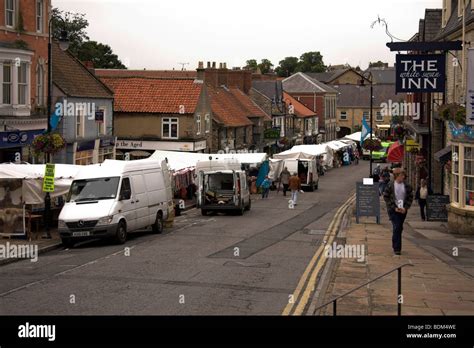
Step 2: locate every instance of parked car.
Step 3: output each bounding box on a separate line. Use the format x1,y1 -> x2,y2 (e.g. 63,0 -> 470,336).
196,159 -> 251,216
58,159 -> 173,248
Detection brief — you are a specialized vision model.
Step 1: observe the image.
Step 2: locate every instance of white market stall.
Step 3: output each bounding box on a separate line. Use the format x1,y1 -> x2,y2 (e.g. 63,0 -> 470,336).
0,163 -> 82,236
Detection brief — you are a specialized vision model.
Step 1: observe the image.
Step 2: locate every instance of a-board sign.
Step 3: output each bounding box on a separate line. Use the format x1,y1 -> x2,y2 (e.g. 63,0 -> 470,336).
356,182 -> 380,224
426,195 -> 449,222
42,163 -> 55,193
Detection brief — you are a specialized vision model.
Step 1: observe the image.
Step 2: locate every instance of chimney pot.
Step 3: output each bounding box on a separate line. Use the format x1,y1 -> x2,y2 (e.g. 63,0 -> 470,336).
212,62 -> 216,69
198,61 -> 204,69
207,61 -> 211,68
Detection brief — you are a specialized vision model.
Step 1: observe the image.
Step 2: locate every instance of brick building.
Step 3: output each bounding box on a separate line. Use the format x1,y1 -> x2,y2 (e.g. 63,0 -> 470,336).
282,72 -> 338,142
0,0 -> 50,162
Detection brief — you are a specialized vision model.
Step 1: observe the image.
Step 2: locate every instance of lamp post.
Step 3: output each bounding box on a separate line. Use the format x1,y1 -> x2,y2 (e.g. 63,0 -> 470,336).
47,17 -> 69,134
360,75 -> 374,177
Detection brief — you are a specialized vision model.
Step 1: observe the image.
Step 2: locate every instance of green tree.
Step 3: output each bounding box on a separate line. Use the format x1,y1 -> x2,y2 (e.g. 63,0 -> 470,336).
245,59 -> 258,70
76,41 -> 126,69
258,59 -> 274,74
52,8 -> 126,69
275,57 -> 299,77
297,51 -> 326,73
369,61 -> 388,68
52,9 -> 89,55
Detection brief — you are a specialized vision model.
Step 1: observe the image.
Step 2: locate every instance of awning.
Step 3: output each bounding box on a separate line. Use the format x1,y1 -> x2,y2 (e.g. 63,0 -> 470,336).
387,142 -> 404,163
434,146 -> 452,164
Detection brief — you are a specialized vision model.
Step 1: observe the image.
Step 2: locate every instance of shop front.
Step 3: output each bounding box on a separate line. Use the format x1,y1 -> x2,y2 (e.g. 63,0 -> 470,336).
0,130 -> 44,163
116,139 -> 208,160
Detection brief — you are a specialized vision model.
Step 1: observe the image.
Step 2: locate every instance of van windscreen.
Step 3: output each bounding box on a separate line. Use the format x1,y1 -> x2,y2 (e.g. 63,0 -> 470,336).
67,177 -> 121,203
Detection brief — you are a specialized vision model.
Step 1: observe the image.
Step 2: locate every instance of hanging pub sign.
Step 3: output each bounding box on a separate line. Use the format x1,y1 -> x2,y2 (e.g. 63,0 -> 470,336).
467,49 -> 474,126
396,54 -> 446,93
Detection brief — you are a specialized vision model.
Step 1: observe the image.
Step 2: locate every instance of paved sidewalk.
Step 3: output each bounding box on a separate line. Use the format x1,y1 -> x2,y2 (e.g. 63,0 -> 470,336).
0,229 -> 62,265
319,204 -> 474,316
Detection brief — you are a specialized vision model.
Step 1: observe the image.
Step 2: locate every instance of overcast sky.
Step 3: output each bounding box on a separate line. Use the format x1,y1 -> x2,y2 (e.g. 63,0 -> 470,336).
53,0 -> 441,71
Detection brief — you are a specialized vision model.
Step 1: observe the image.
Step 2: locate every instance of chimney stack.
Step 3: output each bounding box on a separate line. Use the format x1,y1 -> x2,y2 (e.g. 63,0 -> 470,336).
198,61 -> 204,69
212,62 -> 216,69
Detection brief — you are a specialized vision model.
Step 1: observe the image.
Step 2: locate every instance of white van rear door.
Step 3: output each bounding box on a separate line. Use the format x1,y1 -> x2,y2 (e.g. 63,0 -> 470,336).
197,171 -> 204,208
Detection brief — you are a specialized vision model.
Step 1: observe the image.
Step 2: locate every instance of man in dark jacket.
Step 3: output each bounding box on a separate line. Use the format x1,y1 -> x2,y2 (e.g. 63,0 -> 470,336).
383,168 -> 414,255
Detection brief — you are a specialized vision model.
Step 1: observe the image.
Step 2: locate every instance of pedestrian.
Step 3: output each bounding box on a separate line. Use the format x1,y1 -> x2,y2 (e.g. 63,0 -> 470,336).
279,167 -> 291,196
415,179 -> 432,221
383,168 -> 414,255
372,164 -> 381,188
261,176 -> 271,199
289,172 -> 301,205
354,149 -> 360,165
42,192 -> 52,239
379,167 -> 390,196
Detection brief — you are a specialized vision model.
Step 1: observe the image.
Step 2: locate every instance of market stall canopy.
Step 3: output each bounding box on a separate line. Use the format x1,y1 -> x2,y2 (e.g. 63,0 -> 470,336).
344,131 -> 376,142
0,164 -> 83,204
326,140 -> 351,151
289,144 -> 328,157
387,142 -> 404,163
150,150 -> 267,172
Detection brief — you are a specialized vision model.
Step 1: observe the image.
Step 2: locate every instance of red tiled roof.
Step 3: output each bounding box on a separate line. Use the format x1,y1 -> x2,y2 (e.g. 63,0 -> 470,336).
229,88 -> 271,121
209,87 -> 253,127
283,92 -> 316,118
95,69 -> 197,80
100,77 -> 202,114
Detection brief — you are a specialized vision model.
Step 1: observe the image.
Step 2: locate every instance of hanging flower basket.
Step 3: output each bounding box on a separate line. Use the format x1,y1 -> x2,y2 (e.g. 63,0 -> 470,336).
31,133 -> 66,155
362,138 -> 382,151
439,104 -> 466,125
393,125 -> 406,140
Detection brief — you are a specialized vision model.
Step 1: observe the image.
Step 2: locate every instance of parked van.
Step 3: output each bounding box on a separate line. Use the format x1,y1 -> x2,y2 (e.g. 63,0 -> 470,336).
196,159 -> 251,216
58,159 -> 173,247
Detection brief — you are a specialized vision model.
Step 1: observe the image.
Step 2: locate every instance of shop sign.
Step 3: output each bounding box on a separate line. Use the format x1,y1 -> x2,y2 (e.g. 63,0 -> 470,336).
264,128 -> 281,139
0,130 -> 44,149
396,54 -> 446,93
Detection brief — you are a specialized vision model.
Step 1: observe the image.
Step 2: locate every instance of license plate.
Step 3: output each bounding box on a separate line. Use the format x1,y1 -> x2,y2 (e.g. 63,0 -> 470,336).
73,231 -> 90,237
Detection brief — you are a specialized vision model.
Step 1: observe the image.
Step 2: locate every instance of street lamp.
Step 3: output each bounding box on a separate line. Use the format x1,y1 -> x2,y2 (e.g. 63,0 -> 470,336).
47,19 -> 69,134
360,74 -> 374,177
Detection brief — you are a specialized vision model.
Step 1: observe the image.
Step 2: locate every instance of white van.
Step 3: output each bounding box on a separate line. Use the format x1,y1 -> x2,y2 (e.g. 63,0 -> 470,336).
58,159 -> 173,247
196,159 -> 251,216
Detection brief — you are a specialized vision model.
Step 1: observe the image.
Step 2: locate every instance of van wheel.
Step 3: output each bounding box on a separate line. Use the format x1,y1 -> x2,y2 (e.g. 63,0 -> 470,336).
201,209 -> 208,216
237,203 -> 244,216
62,238 -> 74,249
152,213 -> 163,234
315,182 -> 319,190
245,199 -> 251,211
115,221 -> 127,244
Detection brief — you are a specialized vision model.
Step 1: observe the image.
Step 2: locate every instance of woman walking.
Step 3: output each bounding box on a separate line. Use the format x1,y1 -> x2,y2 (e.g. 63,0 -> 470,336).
415,179 -> 432,221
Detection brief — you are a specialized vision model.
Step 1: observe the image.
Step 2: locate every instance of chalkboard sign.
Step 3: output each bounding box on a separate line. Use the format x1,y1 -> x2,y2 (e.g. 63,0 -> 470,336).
356,182 -> 380,224
426,195 -> 449,222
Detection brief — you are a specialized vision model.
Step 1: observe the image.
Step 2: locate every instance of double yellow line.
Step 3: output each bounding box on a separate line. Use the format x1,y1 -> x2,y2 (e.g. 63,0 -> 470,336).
282,194 -> 355,316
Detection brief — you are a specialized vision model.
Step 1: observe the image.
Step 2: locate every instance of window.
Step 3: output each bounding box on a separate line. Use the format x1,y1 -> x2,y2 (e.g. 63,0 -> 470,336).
363,111 -> 369,120
119,178 -> 131,200
340,111 -> 347,120
452,144 -> 474,210
196,114 -> 201,135
96,107 -> 106,136
36,0 -> 44,33
376,111 -> 383,121
464,146 -> 474,207
205,113 -> 210,133
36,64 -> 44,106
2,62 -> 12,105
98,146 -> 114,163
5,0 -> 15,28
243,127 -> 247,144
76,106 -> 84,138
75,150 -> 93,165
17,62 -> 28,105
162,118 -> 178,139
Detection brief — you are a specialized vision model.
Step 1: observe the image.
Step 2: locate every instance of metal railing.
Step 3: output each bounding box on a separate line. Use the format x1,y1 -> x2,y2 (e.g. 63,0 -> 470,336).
313,263 -> 414,316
